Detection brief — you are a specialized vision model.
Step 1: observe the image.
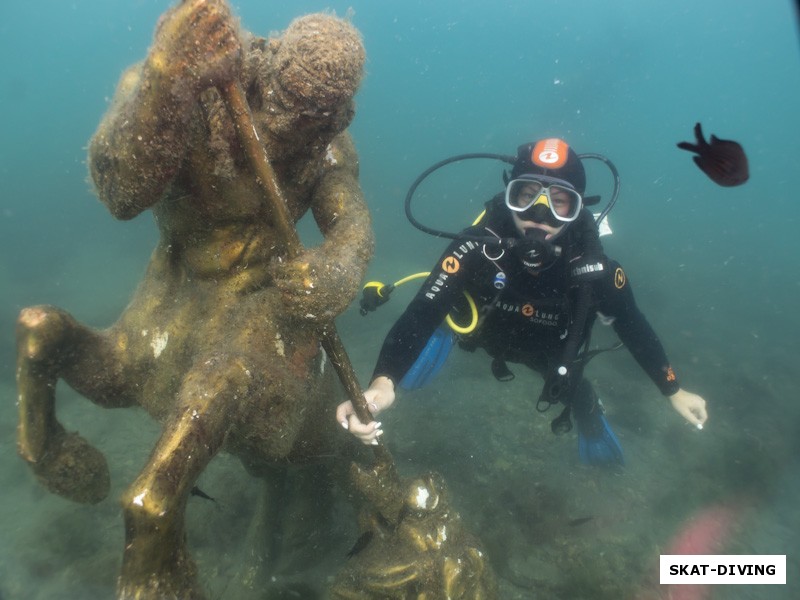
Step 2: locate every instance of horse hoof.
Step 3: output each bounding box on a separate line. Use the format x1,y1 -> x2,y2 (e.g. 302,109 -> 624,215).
33,431 -> 110,504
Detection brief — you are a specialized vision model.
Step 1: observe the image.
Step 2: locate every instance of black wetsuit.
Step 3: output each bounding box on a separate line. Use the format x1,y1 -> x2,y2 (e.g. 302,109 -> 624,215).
372,196 -> 680,418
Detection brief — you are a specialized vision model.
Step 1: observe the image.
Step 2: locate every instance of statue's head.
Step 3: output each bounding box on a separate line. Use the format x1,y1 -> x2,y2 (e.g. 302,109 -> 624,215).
249,14 -> 365,155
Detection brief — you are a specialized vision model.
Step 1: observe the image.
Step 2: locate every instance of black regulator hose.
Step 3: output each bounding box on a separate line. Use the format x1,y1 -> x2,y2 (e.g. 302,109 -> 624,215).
404,153 -> 516,242
578,152 -> 620,225
403,152 -> 620,245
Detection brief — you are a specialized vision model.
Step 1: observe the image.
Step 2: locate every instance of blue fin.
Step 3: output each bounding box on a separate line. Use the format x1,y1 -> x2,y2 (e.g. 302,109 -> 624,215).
399,326 -> 456,390
576,407 -> 624,466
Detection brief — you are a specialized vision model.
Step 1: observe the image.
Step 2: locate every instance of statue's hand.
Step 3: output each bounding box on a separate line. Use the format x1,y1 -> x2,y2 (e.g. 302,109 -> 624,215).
148,0 -> 242,95
272,249 -> 360,322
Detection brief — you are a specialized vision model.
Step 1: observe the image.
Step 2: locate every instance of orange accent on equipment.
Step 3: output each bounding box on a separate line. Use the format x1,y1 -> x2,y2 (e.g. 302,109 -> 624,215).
531,138 -> 569,169
442,256 -> 460,274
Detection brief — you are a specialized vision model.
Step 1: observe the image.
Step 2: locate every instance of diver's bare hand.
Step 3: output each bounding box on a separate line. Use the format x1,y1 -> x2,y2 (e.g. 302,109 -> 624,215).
669,388 -> 708,429
148,0 -> 242,94
335,377 -> 395,445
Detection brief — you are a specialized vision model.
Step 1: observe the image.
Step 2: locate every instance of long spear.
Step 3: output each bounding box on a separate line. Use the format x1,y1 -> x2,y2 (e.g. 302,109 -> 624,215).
219,32 -> 496,600
220,80 -> 396,471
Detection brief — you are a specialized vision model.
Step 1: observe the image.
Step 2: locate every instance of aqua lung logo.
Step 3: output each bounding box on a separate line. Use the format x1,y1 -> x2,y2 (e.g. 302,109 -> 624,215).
532,138 -> 569,169
528,312 -> 561,327
424,272 -> 451,300
494,300 -> 561,327
538,149 -> 560,164
450,240 -> 479,260
442,256 -> 460,274
426,241 -> 480,300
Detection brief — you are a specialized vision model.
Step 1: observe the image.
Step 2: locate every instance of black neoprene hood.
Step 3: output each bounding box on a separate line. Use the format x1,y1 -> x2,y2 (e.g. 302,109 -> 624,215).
510,140 -> 587,195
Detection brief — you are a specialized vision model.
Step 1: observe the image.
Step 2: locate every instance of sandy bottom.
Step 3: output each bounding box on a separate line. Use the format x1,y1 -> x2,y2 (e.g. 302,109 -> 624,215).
2,303 -> 798,600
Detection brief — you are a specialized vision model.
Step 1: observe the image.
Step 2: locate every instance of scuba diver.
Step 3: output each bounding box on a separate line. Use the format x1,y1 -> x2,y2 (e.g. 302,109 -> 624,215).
336,138 -> 708,466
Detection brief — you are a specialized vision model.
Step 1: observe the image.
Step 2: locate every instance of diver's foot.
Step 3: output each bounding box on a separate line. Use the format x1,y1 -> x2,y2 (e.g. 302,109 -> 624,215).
575,402 -> 625,467
29,430 -> 110,504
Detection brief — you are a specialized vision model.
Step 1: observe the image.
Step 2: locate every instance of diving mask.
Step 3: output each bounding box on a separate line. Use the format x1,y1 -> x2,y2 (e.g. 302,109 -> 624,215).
505,175 -> 582,226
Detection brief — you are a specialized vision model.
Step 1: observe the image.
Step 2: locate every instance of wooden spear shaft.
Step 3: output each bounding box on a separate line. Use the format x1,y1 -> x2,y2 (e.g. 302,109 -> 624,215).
220,80 -> 393,466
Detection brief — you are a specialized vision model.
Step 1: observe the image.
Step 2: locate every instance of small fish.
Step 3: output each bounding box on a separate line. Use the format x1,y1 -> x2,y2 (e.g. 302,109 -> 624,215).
346,530 -> 374,558
677,122 -> 749,187
190,485 -> 217,503
567,516 -> 595,527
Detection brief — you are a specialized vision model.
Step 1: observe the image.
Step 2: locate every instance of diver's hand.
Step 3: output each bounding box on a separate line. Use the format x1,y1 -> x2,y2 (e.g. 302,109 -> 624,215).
335,376 -> 395,445
669,388 -> 708,429
148,0 -> 242,94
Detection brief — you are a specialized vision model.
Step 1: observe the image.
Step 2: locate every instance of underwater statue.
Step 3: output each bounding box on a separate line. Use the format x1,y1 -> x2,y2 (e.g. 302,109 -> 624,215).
332,468 -> 497,599
16,0 -> 373,597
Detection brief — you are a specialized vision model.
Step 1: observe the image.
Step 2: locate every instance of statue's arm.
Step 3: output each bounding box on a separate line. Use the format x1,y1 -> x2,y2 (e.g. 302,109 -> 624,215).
308,133 -> 375,313
87,62 -> 195,220
87,0 -> 241,220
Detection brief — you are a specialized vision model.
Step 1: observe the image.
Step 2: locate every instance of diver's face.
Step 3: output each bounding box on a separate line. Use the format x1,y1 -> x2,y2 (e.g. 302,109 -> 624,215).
512,212 -> 564,238
545,186 -> 576,217
511,183 -> 575,217
510,182 -> 564,238
507,181 -> 576,238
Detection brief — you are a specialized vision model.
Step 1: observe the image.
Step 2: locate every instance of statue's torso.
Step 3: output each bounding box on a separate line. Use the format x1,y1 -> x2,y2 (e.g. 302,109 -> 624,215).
106,122 -> 346,455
